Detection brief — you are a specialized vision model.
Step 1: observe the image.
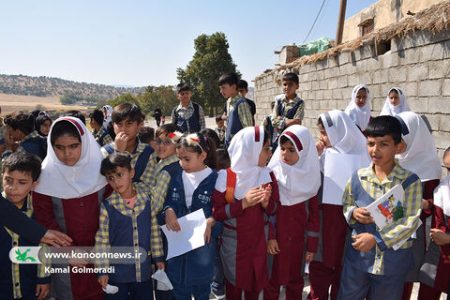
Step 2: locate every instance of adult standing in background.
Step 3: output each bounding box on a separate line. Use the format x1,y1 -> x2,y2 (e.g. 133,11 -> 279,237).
171,83 -> 206,134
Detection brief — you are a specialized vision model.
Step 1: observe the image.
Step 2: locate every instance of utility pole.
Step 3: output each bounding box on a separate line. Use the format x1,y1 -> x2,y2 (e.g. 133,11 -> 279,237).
336,0 -> 347,45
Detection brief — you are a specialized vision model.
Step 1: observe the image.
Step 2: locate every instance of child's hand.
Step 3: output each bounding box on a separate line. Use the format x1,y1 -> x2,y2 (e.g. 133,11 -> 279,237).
36,283 -> 49,300
98,275 -> 109,289
422,199 -> 431,210
267,239 -> 280,255
114,132 -> 129,152
165,209 -> 181,232
242,188 -> 266,209
305,251 -> 315,263
430,228 -> 450,246
316,141 -> 325,156
204,225 -> 212,244
352,233 -> 376,252
260,185 -> 272,209
352,208 -> 374,224
156,262 -> 165,270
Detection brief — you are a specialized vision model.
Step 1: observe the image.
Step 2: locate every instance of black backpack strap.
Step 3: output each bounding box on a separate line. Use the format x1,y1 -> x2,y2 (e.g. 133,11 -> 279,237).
133,145 -> 154,182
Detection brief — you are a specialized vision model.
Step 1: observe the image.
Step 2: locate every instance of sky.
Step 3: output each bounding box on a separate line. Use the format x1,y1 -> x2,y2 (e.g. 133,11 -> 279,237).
0,0 -> 377,87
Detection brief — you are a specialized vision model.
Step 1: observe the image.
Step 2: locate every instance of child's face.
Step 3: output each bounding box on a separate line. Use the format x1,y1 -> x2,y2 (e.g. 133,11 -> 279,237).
53,134 -> 82,166
177,91 -> 192,106
355,89 -> 368,107
105,167 -> 134,195
280,140 -> 299,166
443,153 -> 450,174
389,91 -> 400,106
258,140 -> 272,167
156,133 -> 176,160
219,83 -> 237,99
113,119 -> 142,143
8,127 -> 26,143
282,80 -> 299,99
177,147 -> 207,173
367,135 -> 402,168
216,119 -> 224,128
318,123 -> 331,148
2,169 -> 37,207
40,120 -> 52,136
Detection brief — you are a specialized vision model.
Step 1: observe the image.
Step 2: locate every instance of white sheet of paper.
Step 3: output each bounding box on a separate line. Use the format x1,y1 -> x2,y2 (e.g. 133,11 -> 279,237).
161,209 -> 207,260
365,184 -> 405,230
322,153 -> 369,205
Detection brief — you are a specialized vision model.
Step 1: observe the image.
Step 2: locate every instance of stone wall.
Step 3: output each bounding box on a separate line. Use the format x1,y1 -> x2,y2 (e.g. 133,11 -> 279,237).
254,29 -> 450,158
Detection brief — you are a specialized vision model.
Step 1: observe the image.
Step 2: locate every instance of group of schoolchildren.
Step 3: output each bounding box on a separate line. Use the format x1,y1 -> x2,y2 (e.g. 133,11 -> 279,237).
0,70 -> 449,300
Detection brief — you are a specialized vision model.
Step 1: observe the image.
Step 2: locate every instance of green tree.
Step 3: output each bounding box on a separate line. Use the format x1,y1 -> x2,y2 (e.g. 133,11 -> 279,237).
107,93 -> 139,108
138,85 -> 178,116
177,32 -> 240,116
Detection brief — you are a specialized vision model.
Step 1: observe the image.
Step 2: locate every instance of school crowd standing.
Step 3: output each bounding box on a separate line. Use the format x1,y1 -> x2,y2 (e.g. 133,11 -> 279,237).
0,72 -> 449,300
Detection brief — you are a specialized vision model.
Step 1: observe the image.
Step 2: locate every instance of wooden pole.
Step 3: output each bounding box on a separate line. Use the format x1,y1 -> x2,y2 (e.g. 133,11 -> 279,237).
336,0 -> 347,45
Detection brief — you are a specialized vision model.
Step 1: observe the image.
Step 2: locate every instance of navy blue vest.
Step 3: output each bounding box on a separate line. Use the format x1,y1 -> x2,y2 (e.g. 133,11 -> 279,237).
103,199 -> 152,283
163,168 -> 222,285
172,102 -> 201,133
20,136 -> 47,160
225,98 -> 246,147
345,171 -> 419,275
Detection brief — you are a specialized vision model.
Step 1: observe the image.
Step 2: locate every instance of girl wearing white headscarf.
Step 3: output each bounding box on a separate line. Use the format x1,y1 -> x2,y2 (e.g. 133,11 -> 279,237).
32,117 -> 109,300
344,84 -> 372,131
212,126 -> 279,298
395,111 -> 442,297
380,87 -> 410,116
265,125 -> 321,300
419,148 -> 450,297
309,110 -> 371,300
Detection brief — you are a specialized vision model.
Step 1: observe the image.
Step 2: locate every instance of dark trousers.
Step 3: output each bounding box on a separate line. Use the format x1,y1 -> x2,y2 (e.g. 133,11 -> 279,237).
106,280 -> 153,300
337,263 -> 407,300
308,261 -> 342,300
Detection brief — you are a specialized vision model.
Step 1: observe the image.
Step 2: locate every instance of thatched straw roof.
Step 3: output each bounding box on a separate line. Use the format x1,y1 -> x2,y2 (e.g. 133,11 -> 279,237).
257,0 -> 450,79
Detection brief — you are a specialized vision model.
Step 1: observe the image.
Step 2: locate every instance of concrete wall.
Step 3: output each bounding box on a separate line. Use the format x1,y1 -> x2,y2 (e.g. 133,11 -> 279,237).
254,29 -> 450,159
342,0 -> 444,42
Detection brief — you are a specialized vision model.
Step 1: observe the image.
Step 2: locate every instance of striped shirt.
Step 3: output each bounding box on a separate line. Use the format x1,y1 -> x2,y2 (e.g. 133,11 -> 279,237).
342,162 -> 422,275
227,95 -> 253,129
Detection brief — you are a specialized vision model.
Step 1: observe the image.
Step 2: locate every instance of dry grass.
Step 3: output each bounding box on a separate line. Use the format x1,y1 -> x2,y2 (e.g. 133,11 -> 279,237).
0,93 -> 89,114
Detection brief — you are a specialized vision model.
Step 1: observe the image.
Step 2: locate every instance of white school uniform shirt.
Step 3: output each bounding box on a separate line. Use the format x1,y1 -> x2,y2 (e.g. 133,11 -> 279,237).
344,84 -> 372,131
268,125 -> 321,206
182,167 -> 213,207
434,174 -> 450,217
380,87 -> 410,116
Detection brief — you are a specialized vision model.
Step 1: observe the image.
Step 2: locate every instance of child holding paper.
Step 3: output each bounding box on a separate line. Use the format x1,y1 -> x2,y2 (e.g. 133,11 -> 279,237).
309,110 -> 371,300
212,126 -> 279,300
338,116 -> 423,300
160,133 -> 220,299
394,111 -> 441,299
264,125 -> 321,300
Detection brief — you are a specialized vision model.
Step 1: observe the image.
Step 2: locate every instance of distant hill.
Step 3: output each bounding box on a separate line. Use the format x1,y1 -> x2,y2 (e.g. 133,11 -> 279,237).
0,74 -> 146,103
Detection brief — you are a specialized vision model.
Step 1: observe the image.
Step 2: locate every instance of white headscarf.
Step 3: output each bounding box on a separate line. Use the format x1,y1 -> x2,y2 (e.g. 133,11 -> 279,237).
35,117 -> 107,198
396,111 -> 441,181
380,87 -> 410,116
345,84 -> 372,131
434,174 -> 450,217
102,105 -> 113,128
320,110 -> 370,157
227,126 -> 272,200
268,125 -> 320,205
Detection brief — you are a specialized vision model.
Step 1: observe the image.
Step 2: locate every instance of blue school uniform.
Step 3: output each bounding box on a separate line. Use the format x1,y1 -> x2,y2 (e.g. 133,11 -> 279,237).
160,167 -> 221,300
225,97 -> 247,147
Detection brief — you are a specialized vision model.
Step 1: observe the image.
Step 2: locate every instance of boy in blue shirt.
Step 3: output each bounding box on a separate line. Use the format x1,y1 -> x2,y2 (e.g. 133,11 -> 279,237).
338,116 -> 423,300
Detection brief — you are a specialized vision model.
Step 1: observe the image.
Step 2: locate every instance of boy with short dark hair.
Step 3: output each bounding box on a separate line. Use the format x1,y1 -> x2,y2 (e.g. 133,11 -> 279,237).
0,150 -> 50,299
338,115 -> 423,300
271,72 -> 304,143
171,83 -> 206,134
101,103 -> 157,186
96,152 -> 164,299
138,126 -> 156,149
4,113 -> 47,160
218,73 -> 253,147
89,109 -> 113,147
238,79 -> 256,125
214,115 -> 226,148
